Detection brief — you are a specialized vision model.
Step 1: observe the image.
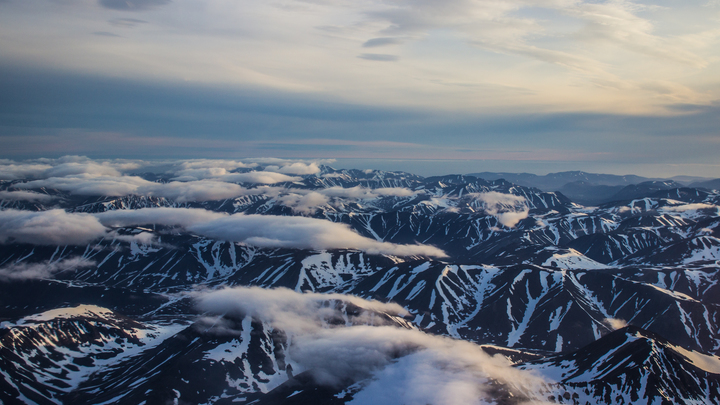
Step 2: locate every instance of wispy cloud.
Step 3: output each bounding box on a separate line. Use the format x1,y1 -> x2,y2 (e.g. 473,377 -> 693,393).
193,286 -> 547,401
108,18 -> 148,28
98,0 -> 171,11
0,190 -> 55,202
358,53 -> 399,62
0,257 -> 95,281
470,192 -> 529,227
362,37 -> 402,47
93,31 -> 121,37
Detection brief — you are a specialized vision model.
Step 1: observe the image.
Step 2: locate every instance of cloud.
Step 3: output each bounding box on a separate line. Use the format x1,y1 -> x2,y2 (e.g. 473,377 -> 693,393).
16,175 -> 151,197
470,192 -> 529,227
277,192 -> 330,214
168,167 -> 234,181
9,157 -> 295,200
660,203 -> 718,213
93,207 -> 446,256
321,186 -> 416,199
93,31 -> 121,37
94,207 -> 226,228
604,317 -> 628,330
494,211 -> 530,228
358,53 -> 399,62
265,162 -> 321,175
219,171 -> 301,184
320,186 -> 377,199
0,157 -> 145,182
0,257 -> 95,281
372,187 -> 417,197
168,159 -> 255,177
17,175 -> 261,201
98,0 -> 171,11
362,37 -> 402,48
275,186 -> 416,213
44,161 -> 123,178
194,286 -> 408,335
0,209 -> 107,245
188,213 -> 447,257
0,163 -> 53,180
138,180 -> 253,202
565,1 -> 707,68
0,191 -> 55,202
170,167 -> 299,184
175,159 -> 254,170
193,287 -> 547,401
110,231 -> 159,245
108,18 -> 148,27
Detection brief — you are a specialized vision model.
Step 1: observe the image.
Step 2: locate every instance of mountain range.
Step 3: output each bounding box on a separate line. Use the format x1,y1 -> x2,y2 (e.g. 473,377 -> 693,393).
1,158 -> 719,404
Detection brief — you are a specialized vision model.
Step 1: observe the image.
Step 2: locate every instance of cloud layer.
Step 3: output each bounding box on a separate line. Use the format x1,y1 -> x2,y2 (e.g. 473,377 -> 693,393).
194,286 -> 547,403
0,209 -> 107,245
0,190 -> 55,202
0,207 -> 446,257
188,213 -> 447,257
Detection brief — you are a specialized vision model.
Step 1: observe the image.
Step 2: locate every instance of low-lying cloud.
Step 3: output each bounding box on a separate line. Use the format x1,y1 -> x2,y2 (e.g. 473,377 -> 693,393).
95,207 -> 226,228
0,163 -> 53,180
97,208 -> 445,257
604,317 -> 628,330
16,175 -> 268,202
220,171 -> 301,184
0,207 -> 445,256
322,186 -> 415,199
15,175 -> 150,197
138,181 -> 253,202
188,213 -> 447,257
194,286 -> 408,335
277,192 -> 330,214
471,192 -> 529,227
0,257 -> 95,281
265,162 -> 321,175
0,209 -> 107,245
277,186 -> 417,213
0,190 -> 55,202
194,287 -> 547,403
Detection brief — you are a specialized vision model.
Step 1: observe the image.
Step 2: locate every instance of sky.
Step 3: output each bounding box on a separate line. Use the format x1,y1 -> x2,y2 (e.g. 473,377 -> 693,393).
0,0 -> 719,177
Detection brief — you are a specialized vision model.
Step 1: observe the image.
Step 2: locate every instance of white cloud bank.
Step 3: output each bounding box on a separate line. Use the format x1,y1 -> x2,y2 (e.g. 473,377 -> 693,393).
0,209 -> 108,245
94,207 -> 226,228
0,191 -> 56,202
188,212 -> 446,257
5,158 -> 419,208
194,287 -> 548,404
15,175 -> 290,201
265,162 -> 321,175
0,207 -> 446,257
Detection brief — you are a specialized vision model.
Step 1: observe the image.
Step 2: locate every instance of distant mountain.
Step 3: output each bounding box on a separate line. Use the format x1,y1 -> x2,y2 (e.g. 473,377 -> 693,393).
608,180 -> 683,201
467,171 -> 650,190
468,171 -> 716,205
690,178 -> 720,191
